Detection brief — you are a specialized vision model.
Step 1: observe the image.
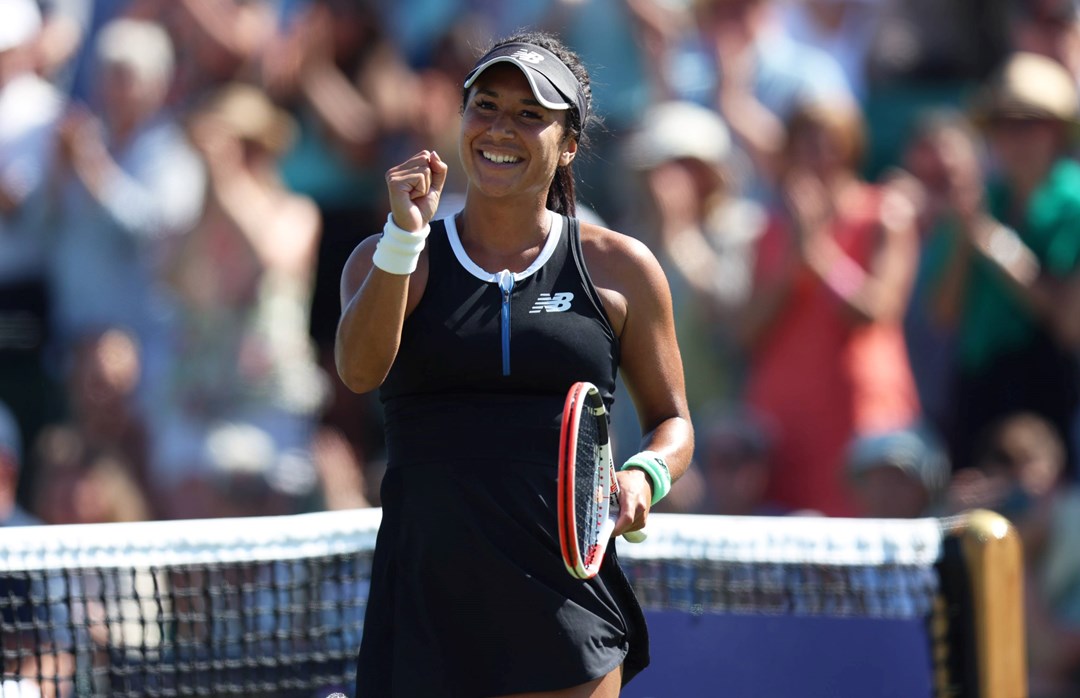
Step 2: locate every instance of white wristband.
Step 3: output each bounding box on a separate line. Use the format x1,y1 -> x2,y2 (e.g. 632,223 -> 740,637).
372,213 -> 430,275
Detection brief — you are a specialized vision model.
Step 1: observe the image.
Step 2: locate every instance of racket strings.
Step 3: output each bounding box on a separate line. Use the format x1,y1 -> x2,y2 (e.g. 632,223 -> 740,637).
574,414 -> 604,565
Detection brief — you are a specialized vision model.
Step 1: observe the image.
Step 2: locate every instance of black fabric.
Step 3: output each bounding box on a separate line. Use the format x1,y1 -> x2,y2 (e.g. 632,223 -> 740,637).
357,216 -> 648,697
949,326 -> 1079,477
378,217 -> 618,406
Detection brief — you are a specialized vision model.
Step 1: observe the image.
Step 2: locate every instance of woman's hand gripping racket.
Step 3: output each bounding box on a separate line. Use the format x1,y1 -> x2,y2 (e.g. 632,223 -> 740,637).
558,381 -> 647,580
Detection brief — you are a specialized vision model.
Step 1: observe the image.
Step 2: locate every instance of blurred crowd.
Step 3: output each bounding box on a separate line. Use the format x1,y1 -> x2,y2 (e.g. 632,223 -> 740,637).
1,0 -> 1080,692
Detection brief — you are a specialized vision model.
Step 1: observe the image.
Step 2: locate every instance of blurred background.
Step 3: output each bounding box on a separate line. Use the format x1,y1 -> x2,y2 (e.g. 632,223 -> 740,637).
1,0 -> 1080,693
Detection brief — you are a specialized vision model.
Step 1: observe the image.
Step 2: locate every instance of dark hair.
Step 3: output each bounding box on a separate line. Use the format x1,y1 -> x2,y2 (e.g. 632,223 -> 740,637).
783,98 -> 867,171
462,30 -> 595,217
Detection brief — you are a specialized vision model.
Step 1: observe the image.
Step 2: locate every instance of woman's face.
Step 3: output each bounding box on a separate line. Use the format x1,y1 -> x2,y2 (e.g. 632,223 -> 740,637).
459,63 -> 577,203
787,119 -> 846,177
905,126 -> 981,194
97,62 -> 165,134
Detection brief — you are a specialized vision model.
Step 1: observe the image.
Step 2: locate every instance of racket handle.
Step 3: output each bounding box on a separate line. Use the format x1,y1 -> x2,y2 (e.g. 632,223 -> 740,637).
622,529 -> 647,544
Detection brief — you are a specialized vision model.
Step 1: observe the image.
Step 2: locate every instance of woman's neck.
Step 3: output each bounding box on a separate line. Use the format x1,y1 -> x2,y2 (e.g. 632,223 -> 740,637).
456,197 -> 553,272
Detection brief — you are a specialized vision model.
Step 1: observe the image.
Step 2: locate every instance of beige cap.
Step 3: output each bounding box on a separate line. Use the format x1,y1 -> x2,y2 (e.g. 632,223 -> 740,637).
973,51 -> 1080,124
623,101 -> 732,170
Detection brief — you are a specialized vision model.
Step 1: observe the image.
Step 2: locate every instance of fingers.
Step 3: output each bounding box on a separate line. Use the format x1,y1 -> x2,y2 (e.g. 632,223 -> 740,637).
388,151 -> 434,227
387,150 -> 447,189
386,153 -> 432,198
386,151 -> 439,230
428,150 -> 449,195
612,469 -> 651,537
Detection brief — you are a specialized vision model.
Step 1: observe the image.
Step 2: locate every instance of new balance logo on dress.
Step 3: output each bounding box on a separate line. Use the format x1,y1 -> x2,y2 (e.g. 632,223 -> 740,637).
530,292 -> 574,313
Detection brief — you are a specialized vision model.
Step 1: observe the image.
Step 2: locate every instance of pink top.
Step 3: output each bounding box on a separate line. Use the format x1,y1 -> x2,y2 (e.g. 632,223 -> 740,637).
745,184 -> 920,516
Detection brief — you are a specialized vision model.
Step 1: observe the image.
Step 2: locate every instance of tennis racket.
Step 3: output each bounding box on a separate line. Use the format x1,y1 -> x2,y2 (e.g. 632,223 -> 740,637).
558,381 -> 647,580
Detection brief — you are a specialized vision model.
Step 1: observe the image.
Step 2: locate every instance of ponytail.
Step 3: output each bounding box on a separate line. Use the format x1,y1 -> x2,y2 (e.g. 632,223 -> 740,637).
547,165 -> 577,217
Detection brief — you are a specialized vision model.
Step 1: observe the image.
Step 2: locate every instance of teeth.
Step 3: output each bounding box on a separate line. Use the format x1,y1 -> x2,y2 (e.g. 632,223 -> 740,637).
483,151 -> 520,164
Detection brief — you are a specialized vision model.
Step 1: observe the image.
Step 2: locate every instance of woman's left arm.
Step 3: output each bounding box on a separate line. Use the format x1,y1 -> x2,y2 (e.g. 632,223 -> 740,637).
583,224 -> 694,537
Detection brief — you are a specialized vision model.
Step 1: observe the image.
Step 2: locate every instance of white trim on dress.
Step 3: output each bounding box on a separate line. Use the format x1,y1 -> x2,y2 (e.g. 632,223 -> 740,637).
444,209 -> 563,282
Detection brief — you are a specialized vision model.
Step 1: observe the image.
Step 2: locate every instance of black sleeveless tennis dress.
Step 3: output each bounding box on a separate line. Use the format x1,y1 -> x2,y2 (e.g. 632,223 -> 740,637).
354,210 -> 649,697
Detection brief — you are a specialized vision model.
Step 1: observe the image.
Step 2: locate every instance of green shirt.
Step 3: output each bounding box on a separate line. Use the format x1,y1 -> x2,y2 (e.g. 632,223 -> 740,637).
957,158 -> 1080,372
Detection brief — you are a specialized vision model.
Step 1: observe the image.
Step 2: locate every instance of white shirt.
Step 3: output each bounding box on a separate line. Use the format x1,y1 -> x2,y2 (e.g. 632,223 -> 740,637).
0,72 -> 64,281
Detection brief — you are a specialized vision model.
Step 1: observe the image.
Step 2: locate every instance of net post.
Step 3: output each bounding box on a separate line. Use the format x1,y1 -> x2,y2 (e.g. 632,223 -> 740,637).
958,508 -> 1027,698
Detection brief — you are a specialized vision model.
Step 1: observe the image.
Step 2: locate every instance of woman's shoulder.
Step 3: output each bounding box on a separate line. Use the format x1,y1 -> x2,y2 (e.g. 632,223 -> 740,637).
575,220 -> 672,337
578,220 -> 670,305
578,220 -> 660,270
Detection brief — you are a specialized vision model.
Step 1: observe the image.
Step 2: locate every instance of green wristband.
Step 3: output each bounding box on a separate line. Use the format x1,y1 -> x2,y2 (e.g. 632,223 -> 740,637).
620,451 -> 672,506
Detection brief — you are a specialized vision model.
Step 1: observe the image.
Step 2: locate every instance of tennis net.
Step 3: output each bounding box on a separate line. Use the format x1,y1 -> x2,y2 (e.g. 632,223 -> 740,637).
0,508 -> 1015,697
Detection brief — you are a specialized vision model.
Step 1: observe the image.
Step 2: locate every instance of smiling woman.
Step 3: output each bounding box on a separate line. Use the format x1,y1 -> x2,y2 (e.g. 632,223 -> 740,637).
334,30 -> 694,698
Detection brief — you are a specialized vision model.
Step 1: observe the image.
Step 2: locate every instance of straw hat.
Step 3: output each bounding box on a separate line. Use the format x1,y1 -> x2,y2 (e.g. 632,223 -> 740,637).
194,83 -> 297,155
972,51 -> 1080,125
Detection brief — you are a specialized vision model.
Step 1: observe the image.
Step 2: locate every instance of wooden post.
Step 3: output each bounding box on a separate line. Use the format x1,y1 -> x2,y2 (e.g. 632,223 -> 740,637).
959,509 -> 1027,698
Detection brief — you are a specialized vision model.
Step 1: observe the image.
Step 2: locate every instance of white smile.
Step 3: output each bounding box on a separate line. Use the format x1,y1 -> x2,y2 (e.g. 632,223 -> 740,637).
482,151 -> 521,164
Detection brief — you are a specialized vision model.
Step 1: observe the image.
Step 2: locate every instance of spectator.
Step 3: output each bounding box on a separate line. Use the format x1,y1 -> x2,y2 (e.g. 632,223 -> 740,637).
260,0 -> 424,492
0,400 -> 76,696
155,82 -> 326,520
777,0 -> 886,102
0,399 -> 38,528
624,0 -> 697,103
935,51 -> 1080,474
740,97 -> 922,516
62,0 -> 132,104
65,328 -> 149,488
1027,483 -> 1080,695
148,0 -> 276,108
25,327 -> 152,518
949,412 -> 1064,522
0,0 -> 67,507
1027,478 -> 1080,697
621,99 -> 766,408
24,421 -> 156,694
866,0 -> 1009,87
897,108 -> 986,439
398,19 -> 476,218
945,411 -> 1080,694
1009,0 -> 1080,90
845,423 -> 950,518
31,0 -> 92,89
45,17 -> 205,415
29,423 -> 88,526
673,0 -> 856,190
696,405 -> 781,516
860,0 -> 1010,178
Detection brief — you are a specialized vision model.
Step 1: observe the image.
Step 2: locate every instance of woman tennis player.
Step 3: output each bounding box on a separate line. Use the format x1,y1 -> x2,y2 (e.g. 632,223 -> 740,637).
336,30 -> 693,697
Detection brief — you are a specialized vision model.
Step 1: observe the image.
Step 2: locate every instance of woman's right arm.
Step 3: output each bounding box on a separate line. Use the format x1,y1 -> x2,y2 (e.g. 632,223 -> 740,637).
334,150 -> 447,393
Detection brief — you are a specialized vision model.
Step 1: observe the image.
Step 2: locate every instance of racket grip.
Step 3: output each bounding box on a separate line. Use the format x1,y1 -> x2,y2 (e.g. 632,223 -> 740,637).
622,529 -> 647,543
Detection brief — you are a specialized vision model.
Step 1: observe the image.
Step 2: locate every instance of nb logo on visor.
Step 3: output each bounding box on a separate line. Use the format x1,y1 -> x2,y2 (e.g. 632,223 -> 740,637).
512,49 -> 546,65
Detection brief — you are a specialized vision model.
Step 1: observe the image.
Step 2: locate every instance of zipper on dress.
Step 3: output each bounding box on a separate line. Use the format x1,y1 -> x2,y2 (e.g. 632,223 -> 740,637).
496,269 -> 514,376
